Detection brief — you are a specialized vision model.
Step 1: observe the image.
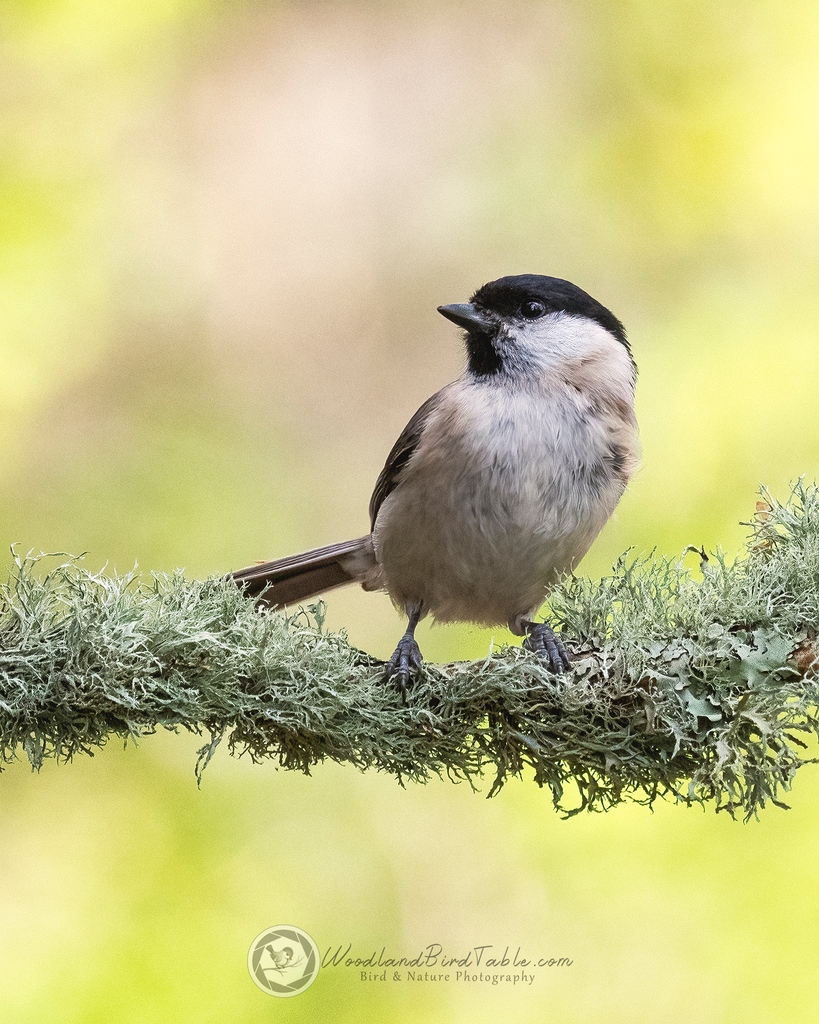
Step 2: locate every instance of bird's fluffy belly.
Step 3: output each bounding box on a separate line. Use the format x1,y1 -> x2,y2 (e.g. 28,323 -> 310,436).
376,491 -> 596,626
372,387 -> 619,627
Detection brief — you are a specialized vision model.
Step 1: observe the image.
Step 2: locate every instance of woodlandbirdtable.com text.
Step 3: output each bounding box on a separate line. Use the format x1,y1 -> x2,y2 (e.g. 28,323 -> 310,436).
322,943 -> 574,987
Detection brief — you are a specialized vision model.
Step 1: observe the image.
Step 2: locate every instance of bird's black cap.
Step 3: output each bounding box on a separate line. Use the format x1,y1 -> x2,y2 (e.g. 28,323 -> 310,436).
471,274 -> 629,352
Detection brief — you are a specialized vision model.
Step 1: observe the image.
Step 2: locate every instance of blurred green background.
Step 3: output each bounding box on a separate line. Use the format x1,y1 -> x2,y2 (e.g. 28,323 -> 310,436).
2,0 -> 819,1020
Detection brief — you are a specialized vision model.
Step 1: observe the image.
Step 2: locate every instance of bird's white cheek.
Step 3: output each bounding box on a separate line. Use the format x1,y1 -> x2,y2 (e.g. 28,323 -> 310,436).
509,315 -> 632,379
501,322 -> 562,373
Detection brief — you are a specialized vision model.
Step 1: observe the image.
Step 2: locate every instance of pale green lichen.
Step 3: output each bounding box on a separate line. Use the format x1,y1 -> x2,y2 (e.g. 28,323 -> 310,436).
2,482 -> 819,819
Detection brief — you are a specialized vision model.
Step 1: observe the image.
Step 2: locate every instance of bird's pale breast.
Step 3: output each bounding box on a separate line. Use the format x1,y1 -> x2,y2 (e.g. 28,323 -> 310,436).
372,378 -> 635,628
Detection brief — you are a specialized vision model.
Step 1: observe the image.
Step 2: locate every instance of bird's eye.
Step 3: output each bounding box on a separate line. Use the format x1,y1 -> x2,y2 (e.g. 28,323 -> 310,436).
520,300 -> 546,319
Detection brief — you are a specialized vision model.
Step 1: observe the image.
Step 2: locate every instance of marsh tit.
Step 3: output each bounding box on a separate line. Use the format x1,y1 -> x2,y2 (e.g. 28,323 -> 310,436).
232,274 -> 639,689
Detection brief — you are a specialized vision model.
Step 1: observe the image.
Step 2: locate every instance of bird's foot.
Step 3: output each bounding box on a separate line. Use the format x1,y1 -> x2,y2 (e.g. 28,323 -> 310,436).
523,622 -> 571,674
385,633 -> 423,697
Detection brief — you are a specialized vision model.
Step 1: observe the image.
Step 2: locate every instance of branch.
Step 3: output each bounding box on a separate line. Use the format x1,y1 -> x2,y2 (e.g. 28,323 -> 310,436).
2,482 -> 819,819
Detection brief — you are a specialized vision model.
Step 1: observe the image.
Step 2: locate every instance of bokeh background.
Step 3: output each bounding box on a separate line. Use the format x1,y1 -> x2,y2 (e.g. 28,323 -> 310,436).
2,0 -> 819,1020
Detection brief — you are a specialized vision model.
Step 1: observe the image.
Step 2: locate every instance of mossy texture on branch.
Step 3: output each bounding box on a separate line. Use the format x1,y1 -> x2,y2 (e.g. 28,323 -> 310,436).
2,483 -> 819,818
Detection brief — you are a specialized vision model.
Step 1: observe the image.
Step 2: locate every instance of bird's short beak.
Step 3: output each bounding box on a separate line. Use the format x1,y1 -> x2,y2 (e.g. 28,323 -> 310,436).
437,303 -> 494,333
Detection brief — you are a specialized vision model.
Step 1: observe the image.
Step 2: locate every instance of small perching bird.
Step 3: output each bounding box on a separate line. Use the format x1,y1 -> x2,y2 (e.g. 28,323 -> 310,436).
232,275 -> 639,690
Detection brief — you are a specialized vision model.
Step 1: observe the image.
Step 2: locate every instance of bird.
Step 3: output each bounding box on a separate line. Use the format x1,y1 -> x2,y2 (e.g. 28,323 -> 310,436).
231,274 -> 639,691
266,946 -> 294,970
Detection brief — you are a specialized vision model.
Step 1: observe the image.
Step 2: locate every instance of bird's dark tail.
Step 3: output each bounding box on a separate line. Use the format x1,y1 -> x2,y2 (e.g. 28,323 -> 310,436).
230,536 -> 376,609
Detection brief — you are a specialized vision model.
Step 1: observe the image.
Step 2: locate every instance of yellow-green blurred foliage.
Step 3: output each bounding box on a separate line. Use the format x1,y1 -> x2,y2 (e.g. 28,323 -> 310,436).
2,1 -> 819,1020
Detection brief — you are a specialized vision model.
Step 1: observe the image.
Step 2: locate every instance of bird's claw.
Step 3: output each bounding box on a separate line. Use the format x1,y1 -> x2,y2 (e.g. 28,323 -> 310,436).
385,633 -> 423,697
523,622 -> 571,674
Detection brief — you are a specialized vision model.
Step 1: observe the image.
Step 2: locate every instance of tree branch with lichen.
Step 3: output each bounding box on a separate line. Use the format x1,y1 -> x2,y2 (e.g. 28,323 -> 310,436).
2,482 -> 819,819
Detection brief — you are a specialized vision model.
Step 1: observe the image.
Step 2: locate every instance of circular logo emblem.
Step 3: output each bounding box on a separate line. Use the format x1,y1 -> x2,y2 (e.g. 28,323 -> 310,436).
248,925 -> 320,997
